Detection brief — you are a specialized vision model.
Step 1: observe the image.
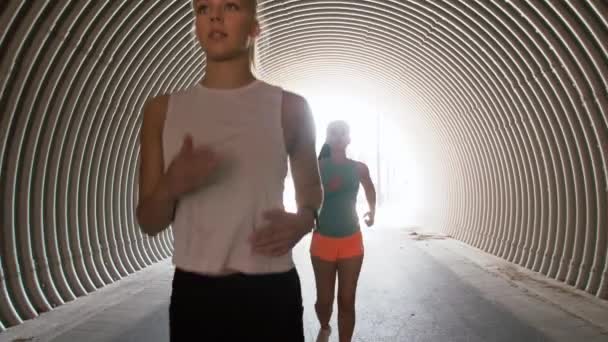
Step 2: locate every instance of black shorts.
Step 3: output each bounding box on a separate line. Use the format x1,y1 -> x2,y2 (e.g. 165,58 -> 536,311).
169,267 -> 305,342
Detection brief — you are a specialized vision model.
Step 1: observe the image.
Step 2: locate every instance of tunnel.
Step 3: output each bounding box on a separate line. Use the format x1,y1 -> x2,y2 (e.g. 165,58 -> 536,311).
1,0 -> 607,339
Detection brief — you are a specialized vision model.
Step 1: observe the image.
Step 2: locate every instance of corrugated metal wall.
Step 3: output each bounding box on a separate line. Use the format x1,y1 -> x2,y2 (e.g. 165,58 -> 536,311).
1,0 -> 606,331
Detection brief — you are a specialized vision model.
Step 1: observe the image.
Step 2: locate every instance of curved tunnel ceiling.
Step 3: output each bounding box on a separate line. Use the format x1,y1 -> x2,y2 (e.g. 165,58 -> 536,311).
1,0 -> 607,330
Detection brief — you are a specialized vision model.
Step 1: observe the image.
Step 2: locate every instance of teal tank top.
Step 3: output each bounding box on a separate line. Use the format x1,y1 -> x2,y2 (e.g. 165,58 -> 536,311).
317,159 -> 360,237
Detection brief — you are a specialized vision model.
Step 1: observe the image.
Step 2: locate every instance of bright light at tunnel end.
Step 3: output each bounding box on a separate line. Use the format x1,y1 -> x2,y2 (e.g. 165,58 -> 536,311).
281,88 -> 432,230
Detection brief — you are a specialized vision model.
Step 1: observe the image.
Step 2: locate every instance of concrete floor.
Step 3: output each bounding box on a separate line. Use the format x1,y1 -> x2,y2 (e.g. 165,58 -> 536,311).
2,227 -> 607,342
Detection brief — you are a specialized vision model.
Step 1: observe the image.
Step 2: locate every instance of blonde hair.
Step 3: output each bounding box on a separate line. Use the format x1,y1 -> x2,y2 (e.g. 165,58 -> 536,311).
327,120 -> 350,138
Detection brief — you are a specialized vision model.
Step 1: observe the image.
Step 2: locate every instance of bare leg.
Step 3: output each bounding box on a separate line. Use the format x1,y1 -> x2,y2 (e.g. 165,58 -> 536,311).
311,256 -> 338,330
337,255 -> 363,342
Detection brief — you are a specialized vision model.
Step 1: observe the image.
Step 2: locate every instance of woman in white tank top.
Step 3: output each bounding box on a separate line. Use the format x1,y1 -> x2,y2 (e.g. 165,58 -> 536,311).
136,1 -> 322,340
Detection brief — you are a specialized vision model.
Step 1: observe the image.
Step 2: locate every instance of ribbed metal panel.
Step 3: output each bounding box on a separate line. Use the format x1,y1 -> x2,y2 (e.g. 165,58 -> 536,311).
0,0 -> 606,330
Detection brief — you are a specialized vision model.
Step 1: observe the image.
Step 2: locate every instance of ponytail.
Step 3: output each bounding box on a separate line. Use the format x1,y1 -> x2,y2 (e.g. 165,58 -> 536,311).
318,143 -> 331,160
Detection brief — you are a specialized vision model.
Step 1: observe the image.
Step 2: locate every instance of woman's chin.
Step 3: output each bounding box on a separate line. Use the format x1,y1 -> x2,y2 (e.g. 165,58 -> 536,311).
204,48 -> 247,63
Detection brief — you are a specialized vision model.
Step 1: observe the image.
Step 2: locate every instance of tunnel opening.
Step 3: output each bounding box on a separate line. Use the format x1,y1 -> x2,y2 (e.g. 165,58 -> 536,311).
280,82 -> 435,231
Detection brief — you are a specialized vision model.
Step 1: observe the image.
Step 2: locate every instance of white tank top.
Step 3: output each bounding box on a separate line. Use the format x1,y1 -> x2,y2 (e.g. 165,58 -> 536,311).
162,80 -> 292,275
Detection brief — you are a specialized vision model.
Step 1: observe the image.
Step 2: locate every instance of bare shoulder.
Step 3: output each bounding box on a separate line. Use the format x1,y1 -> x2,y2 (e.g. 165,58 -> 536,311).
355,160 -> 370,176
282,91 -> 311,120
281,91 -> 314,153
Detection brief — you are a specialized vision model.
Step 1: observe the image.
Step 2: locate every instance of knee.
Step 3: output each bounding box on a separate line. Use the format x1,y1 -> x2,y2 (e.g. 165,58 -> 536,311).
337,294 -> 355,312
316,295 -> 334,310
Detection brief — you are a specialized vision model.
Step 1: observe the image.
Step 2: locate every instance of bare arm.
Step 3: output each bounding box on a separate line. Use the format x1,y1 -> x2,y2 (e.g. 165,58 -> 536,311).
249,92 -> 323,256
358,162 -> 376,216
136,95 -> 176,236
283,92 -> 323,226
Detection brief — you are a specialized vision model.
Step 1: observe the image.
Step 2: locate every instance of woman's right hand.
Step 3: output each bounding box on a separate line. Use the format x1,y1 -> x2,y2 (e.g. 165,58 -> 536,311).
165,135 -> 219,199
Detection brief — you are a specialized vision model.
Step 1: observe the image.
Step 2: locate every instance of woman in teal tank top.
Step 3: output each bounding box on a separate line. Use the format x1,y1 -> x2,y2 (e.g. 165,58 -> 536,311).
311,120 -> 377,342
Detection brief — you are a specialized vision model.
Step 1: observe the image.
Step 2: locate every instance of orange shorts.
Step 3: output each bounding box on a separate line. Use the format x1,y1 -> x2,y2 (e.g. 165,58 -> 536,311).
310,230 -> 364,262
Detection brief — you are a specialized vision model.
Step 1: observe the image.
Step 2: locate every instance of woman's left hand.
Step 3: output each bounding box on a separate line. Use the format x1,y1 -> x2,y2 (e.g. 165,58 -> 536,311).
364,211 -> 375,227
250,208 -> 314,257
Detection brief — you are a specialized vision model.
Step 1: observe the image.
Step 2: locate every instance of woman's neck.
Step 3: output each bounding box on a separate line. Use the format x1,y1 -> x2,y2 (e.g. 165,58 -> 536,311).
331,149 -> 348,163
201,54 -> 255,89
